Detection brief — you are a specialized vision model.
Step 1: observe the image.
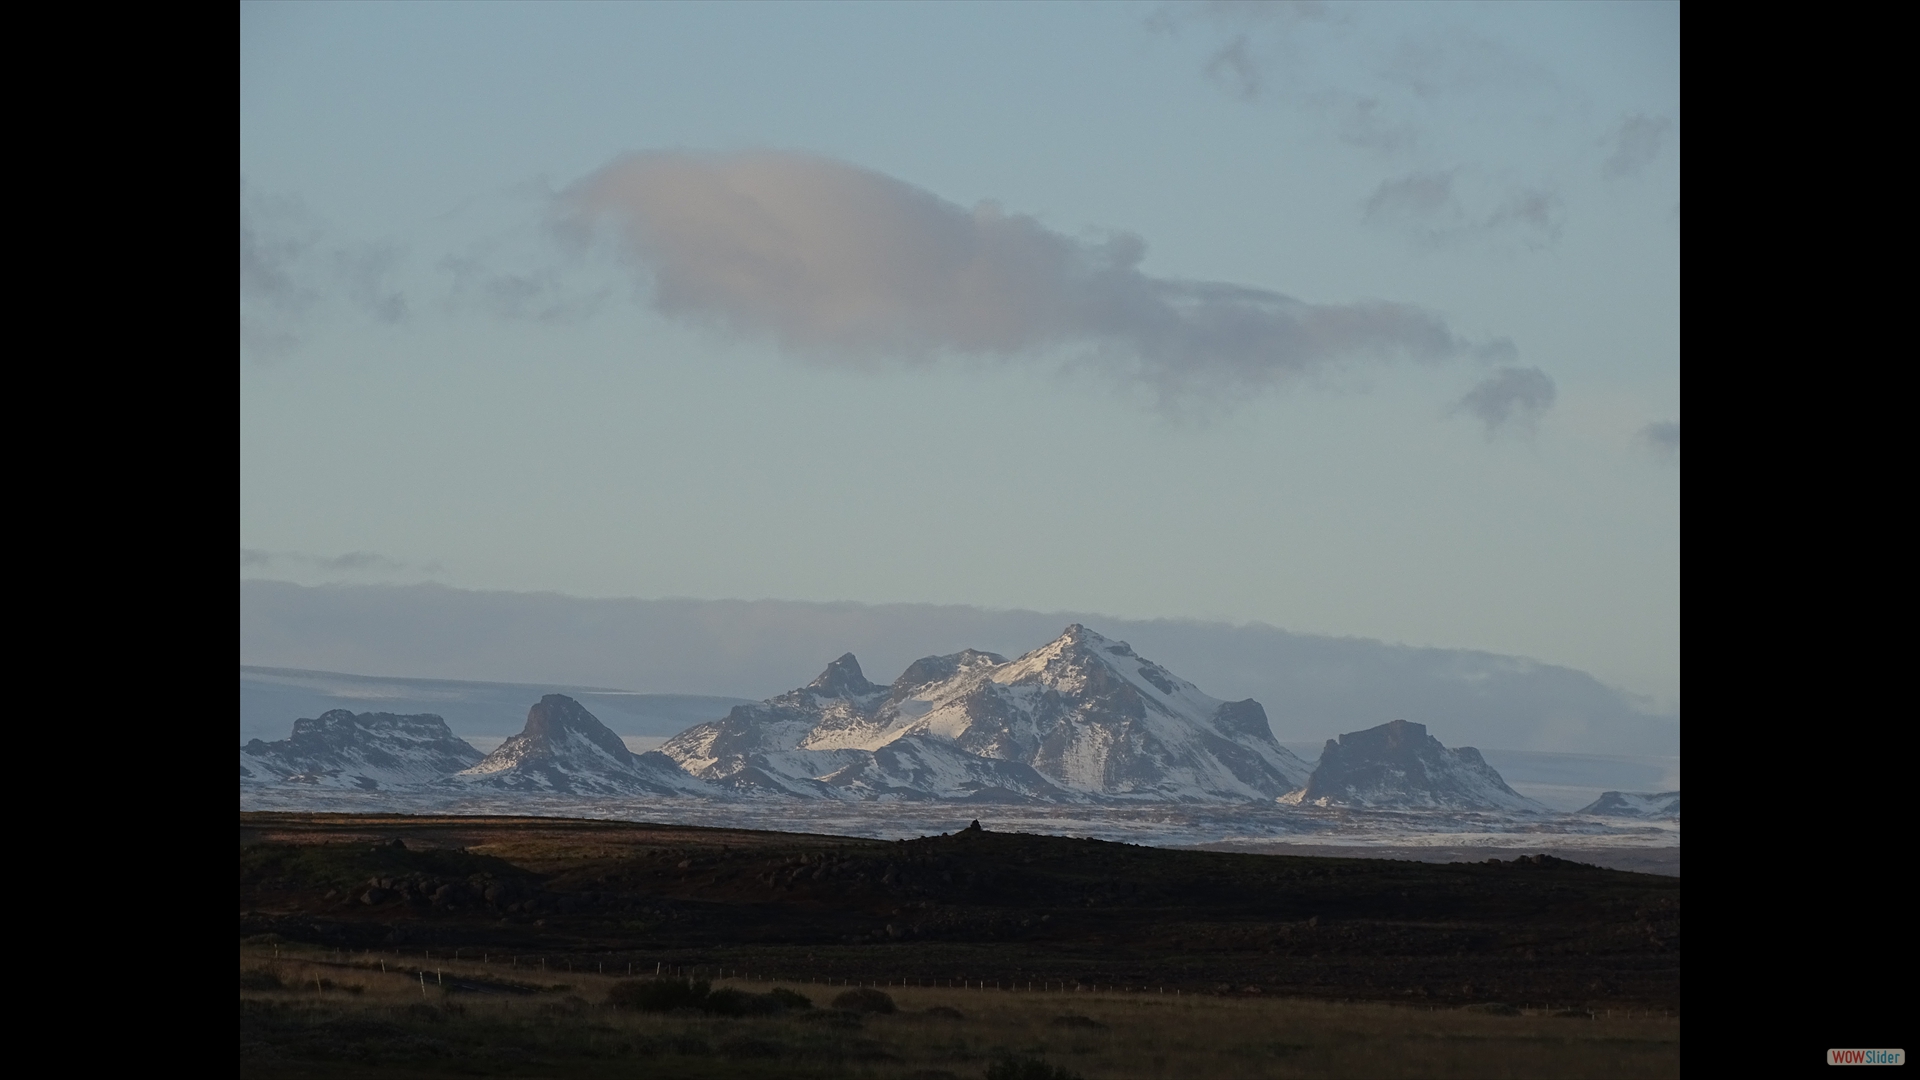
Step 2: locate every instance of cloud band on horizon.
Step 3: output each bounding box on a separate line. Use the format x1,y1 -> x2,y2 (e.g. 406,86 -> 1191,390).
562,151 -> 1511,408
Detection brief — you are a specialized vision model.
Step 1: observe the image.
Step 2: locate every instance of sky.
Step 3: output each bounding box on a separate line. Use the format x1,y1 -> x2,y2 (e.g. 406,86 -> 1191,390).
239,1 -> 1680,711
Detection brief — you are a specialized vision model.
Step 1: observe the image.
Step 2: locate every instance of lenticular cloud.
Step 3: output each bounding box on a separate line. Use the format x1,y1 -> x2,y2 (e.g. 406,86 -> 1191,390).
564,151 -> 1495,404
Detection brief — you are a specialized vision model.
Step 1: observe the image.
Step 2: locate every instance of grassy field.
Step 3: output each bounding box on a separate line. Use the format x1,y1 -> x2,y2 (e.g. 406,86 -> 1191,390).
241,942 -> 1678,1079
241,812 -> 1679,1076
240,813 -> 1680,1012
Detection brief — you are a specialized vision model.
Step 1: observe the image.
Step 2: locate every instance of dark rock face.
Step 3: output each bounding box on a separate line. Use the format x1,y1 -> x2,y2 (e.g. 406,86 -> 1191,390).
809,654 -> 878,698
239,710 -> 484,790
1212,699 -> 1275,741
520,694 -> 635,763
1285,719 -> 1538,811
449,694 -> 705,796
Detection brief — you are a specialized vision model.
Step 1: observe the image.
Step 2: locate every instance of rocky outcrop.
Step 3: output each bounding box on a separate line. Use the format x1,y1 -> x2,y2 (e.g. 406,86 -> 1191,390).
1280,719 -> 1539,811
239,710 -> 484,791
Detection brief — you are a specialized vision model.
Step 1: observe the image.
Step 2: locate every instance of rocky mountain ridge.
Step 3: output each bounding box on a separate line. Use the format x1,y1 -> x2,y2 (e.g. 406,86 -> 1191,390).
237,626 -> 1615,815
660,625 -> 1313,802
239,710 -> 484,791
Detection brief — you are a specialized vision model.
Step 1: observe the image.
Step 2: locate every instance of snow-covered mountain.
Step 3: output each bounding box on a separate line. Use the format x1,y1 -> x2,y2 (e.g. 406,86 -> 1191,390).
1578,790 -> 1680,819
447,694 -> 709,796
660,624 -> 1312,802
240,710 -> 484,791
1279,719 -> 1540,811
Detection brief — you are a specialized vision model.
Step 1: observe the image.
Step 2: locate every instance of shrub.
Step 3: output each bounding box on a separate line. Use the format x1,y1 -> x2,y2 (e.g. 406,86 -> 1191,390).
711,985 -> 819,1016
831,987 -> 897,1014
797,1011 -> 865,1029
985,1055 -> 1082,1080
704,988 -> 775,1017
239,969 -> 284,991
609,978 -> 815,1016
718,1036 -> 786,1059
766,987 -> 813,1011
608,977 -> 711,1013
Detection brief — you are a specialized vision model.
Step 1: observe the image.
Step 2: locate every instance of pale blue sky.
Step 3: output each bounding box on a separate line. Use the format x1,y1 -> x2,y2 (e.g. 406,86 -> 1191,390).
240,1 -> 1679,709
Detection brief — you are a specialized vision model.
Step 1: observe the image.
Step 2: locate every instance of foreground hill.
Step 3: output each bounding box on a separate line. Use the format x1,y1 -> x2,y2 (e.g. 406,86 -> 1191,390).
661,625 -> 1312,802
239,811 -> 1680,1011
240,711 -> 484,791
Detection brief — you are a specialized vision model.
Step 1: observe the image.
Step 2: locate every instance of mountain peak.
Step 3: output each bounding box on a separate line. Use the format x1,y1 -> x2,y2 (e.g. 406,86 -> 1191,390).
807,653 -> 877,697
892,649 -> 1008,695
1057,623 -> 1104,648
521,694 -> 632,761
1045,624 -> 1147,666
453,694 -> 704,796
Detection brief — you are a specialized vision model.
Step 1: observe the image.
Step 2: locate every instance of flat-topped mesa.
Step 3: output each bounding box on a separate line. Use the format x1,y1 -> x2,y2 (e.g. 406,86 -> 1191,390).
451,694 -> 703,796
1579,790 -> 1681,819
1282,719 -> 1539,811
660,623 -> 1313,802
1331,718 -> 1435,760
239,709 -> 483,791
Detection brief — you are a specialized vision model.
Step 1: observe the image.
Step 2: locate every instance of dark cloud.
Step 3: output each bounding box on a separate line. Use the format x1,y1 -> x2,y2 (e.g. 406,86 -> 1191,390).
1315,92 -> 1419,152
1484,188 -> 1564,242
239,183 -> 412,357
1155,4 -> 1562,151
1640,421 -> 1679,459
335,245 -> 409,324
1376,25 -> 1560,102
563,151 -> 1498,409
1365,170 -> 1455,220
1150,1 -> 1334,103
241,548 -> 444,576
1151,5 -> 1629,246
1364,171 -> 1563,249
1602,114 -> 1672,179
440,252 -> 609,324
1451,366 -> 1556,436
240,187 -> 322,357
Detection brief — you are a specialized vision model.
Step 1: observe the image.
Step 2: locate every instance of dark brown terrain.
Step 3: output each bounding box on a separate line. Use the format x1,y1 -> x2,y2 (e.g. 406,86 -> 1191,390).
240,812 -> 1678,1011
